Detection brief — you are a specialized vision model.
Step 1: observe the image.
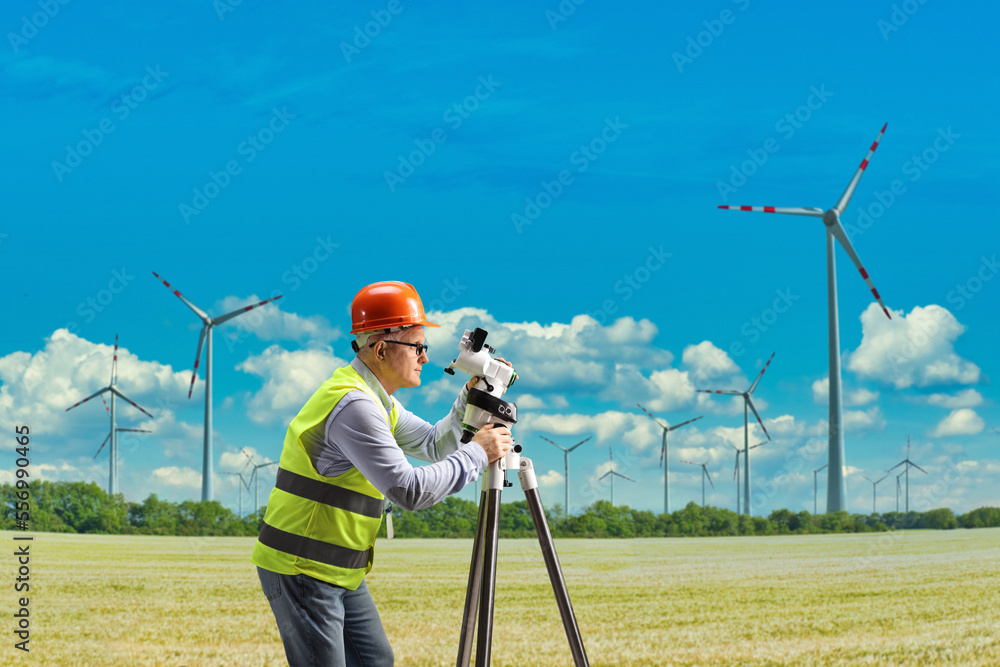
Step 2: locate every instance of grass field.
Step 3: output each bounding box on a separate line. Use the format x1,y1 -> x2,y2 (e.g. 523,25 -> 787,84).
8,528 -> 999,665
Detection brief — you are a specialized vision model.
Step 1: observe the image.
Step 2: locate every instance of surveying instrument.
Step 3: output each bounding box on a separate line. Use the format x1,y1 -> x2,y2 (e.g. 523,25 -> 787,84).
445,329 -> 589,667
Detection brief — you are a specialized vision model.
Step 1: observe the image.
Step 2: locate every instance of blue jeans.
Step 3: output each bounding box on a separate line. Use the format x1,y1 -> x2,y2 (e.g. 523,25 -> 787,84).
257,567 -> 394,666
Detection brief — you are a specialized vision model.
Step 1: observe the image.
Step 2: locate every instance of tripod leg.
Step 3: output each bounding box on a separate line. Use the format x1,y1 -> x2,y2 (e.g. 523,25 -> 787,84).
457,487 -> 488,667
475,460 -> 503,667
519,458 -> 590,667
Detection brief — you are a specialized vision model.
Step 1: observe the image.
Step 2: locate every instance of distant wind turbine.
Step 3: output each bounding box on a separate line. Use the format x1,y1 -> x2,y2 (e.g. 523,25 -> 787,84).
717,125 -> 892,513
729,441 -> 764,514
221,470 -> 252,517
65,335 -> 153,495
682,460 -> 715,507
541,435 -> 590,515
813,464 -> 828,515
886,436 -> 926,513
697,352 -> 775,515
598,448 -> 635,506
153,272 -> 282,501
242,449 -> 278,515
637,405 -> 702,514
862,473 -> 890,514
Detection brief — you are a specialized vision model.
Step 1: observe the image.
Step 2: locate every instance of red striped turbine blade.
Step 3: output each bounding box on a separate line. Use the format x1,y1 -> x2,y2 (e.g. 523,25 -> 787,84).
188,327 -> 207,399
748,352 -> 776,394
716,205 -> 824,217
829,222 -> 891,319
111,334 -> 119,385
834,124 -> 887,215
111,388 -> 154,419
667,415 -> 704,431
636,404 -> 669,430
94,433 -> 111,459
152,271 -> 210,321
66,387 -> 110,411
746,397 -> 771,441
213,294 -> 284,326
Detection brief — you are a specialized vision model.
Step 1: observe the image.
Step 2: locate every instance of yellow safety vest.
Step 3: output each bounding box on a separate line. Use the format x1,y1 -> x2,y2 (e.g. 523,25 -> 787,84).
250,364 -> 399,589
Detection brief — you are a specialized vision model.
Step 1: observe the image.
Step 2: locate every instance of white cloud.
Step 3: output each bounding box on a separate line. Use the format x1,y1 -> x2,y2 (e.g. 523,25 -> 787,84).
930,409 -> 985,437
216,296 -> 340,344
237,345 -> 347,425
846,304 -> 981,388
151,466 -> 202,489
842,407 -> 886,434
537,470 -> 564,488
682,341 -> 740,385
812,378 -> 879,406
914,389 -> 984,409
0,329 -> 192,437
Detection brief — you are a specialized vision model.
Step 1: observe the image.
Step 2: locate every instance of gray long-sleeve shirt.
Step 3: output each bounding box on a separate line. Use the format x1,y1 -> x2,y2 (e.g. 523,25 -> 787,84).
298,358 -> 488,512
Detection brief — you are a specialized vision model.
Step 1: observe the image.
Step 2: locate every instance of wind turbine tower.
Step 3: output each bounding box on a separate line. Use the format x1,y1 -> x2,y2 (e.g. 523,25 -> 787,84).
598,448 -> 635,506
697,352 -> 774,515
65,335 -> 153,495
637,405 -> 702,514
541,435 -> 590,515
153,272 -> 282,501
717,125 -> 892,512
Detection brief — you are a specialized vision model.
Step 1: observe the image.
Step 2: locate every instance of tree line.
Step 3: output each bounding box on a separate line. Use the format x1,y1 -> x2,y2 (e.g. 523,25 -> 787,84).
2,480 -> 998,538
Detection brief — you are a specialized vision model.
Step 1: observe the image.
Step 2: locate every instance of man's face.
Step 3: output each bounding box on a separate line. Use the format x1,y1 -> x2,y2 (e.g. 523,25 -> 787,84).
381,326 -> 428,390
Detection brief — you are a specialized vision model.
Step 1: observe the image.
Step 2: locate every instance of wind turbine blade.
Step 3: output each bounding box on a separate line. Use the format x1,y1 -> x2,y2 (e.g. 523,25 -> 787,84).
111,334 -> 119,385
599,471 -> 612,481
568,436 -> 592,452
748,352 -> 775,394
659,433 -> 666,469
541,436 -> 568,453
829,222 -> 892,319
863,475 -> 873,483
877,474 -> 890,484
733,454 -> 739,480
110,388 -> 154,419
833,124 -> 887,215
745,397 -> 771,441
706,470 -> 715,489
152,271 -> 210,321
680,460 -> 697,466
66,387 -> 111,411
101,394 -> 111,415
212,295 -> 283,326
188,326 -> 207,399
696,389 -> 742,396
910,463 -> 927,474
668,416 -> 704,431
94,433 -> 111,459
617,472 -> 637,483
118,428 -> 152,433
748,442 -> 766,450
717,205 -> 824,217
885,460 -> 907,472
636,404 -> 669,430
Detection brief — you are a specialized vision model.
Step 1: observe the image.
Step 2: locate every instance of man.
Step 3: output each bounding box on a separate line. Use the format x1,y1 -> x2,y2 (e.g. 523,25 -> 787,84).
252,280 -> 513,666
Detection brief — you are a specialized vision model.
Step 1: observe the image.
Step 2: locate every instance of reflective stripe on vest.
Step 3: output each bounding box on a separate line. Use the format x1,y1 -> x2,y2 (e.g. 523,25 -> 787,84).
250,364 -> 399,589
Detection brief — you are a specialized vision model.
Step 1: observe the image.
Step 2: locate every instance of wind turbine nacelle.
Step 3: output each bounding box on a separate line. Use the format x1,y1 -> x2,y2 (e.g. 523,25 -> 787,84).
822,210 -> 839,226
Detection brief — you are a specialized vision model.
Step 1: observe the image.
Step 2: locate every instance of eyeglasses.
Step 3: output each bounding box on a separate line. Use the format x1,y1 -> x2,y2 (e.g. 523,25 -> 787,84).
370,340 -> 429,356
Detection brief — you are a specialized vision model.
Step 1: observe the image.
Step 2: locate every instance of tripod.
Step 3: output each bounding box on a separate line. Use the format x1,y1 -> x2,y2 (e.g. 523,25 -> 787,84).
456,451 -> 589,667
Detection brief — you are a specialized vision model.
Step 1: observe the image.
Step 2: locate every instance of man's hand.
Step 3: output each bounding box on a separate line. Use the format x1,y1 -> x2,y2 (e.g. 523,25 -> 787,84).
471,423 -> 513,463
465,357 -> 514,393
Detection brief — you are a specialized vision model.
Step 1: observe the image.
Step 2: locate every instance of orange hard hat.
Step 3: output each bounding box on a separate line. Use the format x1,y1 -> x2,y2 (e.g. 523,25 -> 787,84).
350,281 -> 440,334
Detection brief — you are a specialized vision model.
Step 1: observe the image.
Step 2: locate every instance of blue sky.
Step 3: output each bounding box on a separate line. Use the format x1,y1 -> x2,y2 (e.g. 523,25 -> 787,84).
2,1 -> 998,517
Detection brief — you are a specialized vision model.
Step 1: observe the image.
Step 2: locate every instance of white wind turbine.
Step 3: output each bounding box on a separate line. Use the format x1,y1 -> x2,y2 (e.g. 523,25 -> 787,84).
717,124 -> 892,512
153,272 -> 282,501
862,473 -> 890,514
682,460 -> 715,507
598,448 -> 635,506
886,436 -> 926,513
541,435 -> 591,516
697,352 -> 775,516
729,441 -> 764,514
242,449 -> 279,515
65,335 -> 154,495
636,405 -> 702,514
